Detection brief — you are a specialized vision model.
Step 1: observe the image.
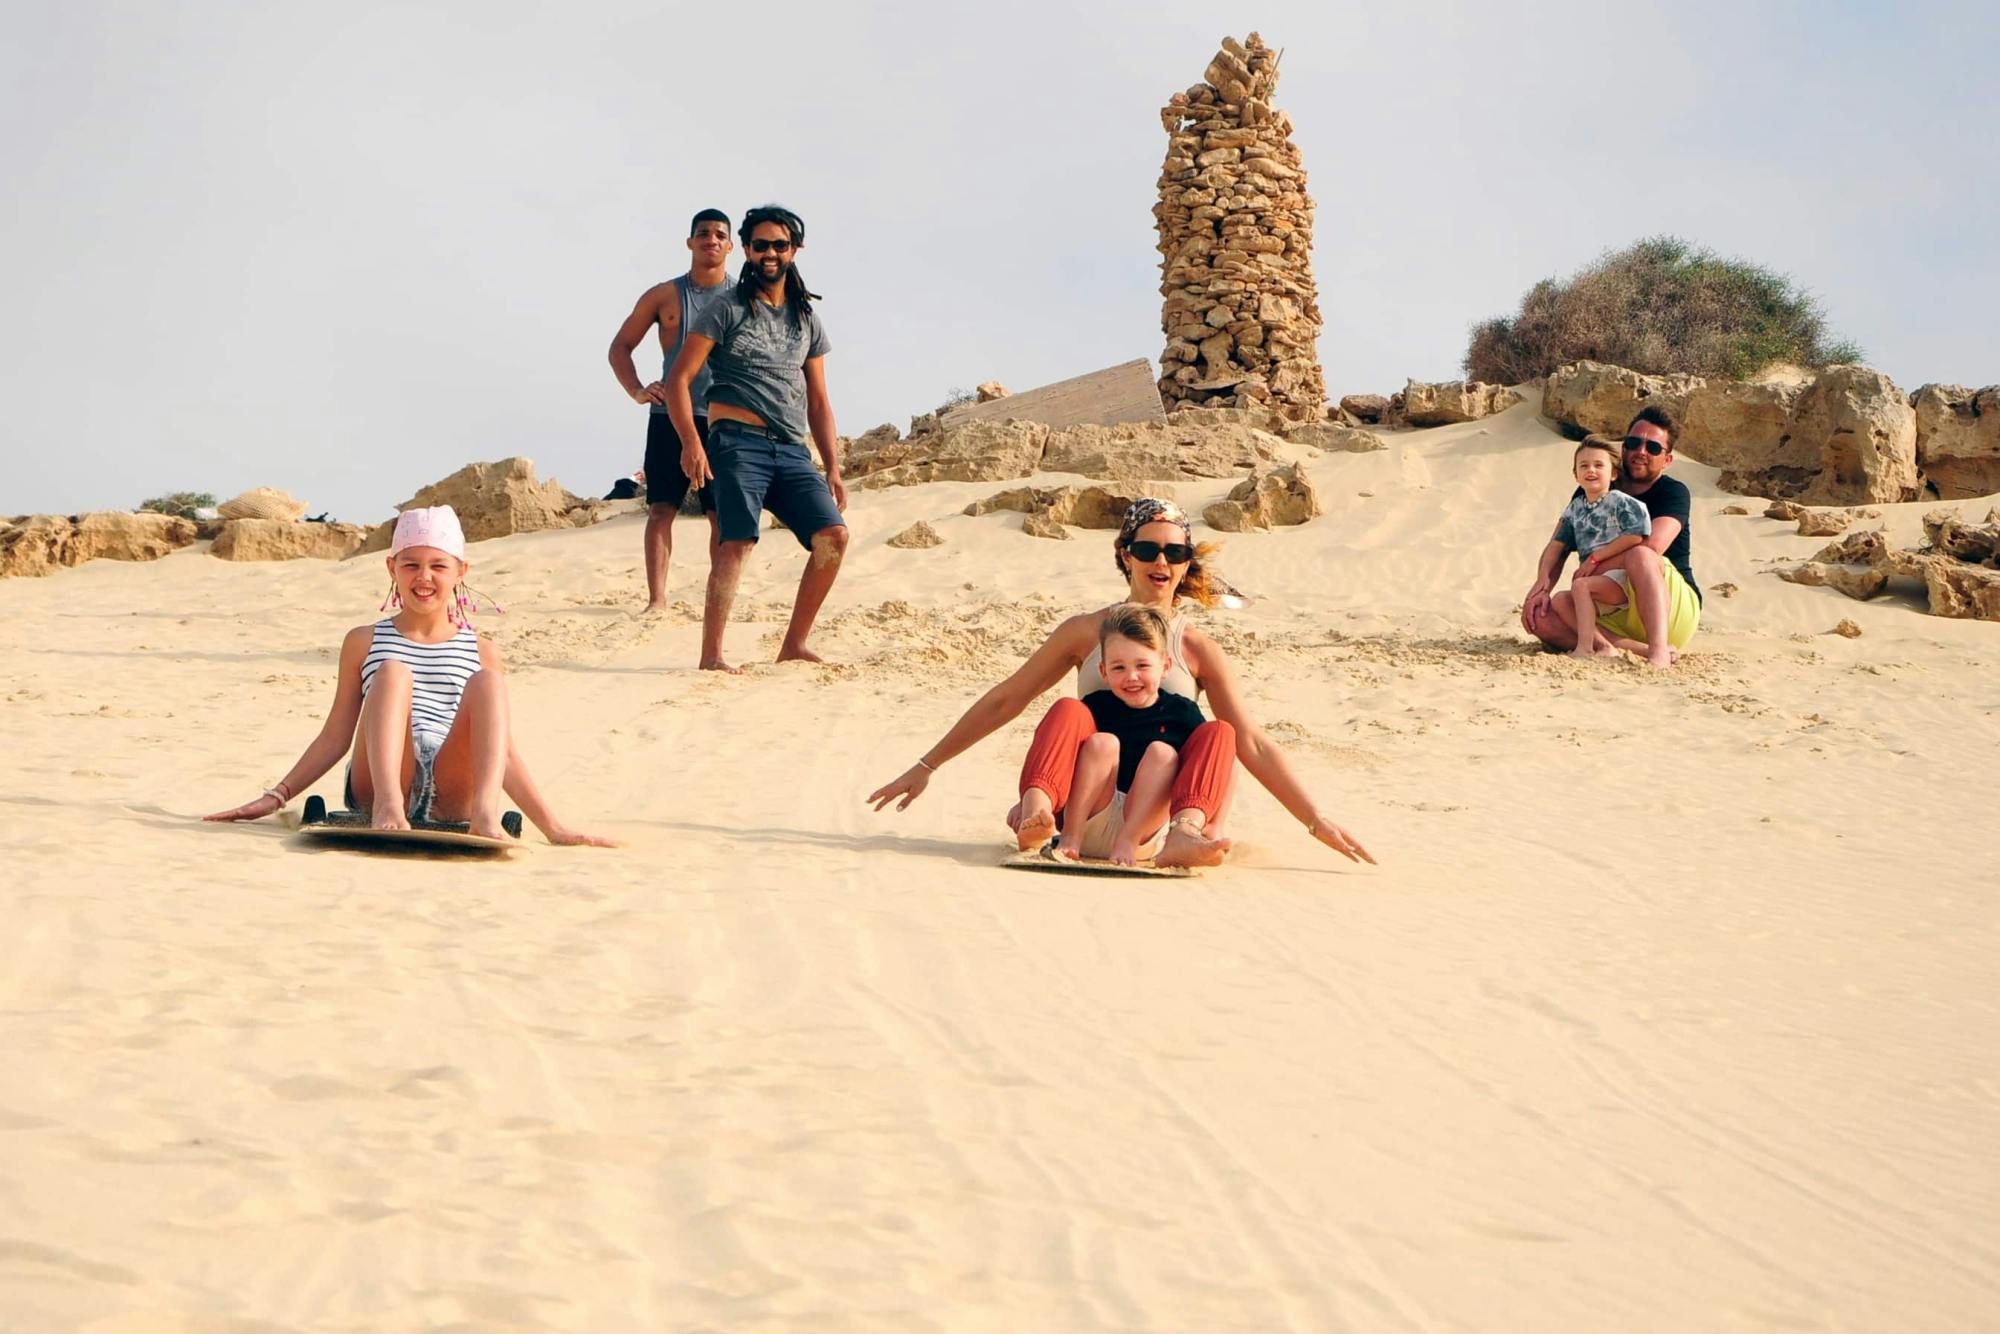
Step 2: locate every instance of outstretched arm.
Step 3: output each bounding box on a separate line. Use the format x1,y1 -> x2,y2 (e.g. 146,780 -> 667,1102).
1187,629 -> 1375,864
609,283 -> 675,405
205,625 -> 371,821
866,612 -> 1100,812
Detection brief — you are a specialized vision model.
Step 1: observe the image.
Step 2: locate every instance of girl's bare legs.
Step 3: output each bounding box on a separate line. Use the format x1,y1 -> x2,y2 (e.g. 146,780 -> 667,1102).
356,660 -> 415,830
1055,733 -> 1119,861
426,670 -> 511,840
1111,741 -> 1178,865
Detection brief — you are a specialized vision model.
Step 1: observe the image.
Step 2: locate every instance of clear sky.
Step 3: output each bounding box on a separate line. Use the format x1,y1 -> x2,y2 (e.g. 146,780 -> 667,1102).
5,0 -> 1995,520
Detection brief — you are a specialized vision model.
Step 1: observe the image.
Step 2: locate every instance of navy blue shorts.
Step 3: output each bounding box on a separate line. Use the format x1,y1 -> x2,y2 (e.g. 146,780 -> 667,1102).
706,420 -> 845,549
643,413 -> 715,512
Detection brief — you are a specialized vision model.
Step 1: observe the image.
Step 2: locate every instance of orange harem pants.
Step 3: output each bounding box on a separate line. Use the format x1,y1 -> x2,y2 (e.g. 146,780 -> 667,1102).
1017,696 -> 1235,821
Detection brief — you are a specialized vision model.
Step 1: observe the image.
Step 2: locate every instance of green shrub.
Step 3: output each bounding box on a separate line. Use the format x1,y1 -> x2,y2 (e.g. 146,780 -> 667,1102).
1464,236 -> 1862,384
138,491 -> 216,519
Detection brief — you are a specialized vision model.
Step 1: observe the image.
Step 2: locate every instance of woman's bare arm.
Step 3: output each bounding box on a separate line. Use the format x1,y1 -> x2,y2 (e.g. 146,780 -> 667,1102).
1185,628 -> 1375,863
866,610 -> 1101,812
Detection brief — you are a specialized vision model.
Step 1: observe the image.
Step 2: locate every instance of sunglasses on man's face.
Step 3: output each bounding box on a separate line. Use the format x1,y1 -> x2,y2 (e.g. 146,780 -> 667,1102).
1127,540 -> 1194,564
748,237 -> 793,254
1623,435 -> 1667,456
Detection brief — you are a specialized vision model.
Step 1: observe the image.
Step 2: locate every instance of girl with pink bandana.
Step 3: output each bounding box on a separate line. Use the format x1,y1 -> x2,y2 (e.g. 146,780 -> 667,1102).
205,506 -> 614,846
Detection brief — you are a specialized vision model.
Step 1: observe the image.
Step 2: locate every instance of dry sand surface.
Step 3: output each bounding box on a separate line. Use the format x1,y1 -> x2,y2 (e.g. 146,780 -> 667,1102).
3,398 -> 1997,1331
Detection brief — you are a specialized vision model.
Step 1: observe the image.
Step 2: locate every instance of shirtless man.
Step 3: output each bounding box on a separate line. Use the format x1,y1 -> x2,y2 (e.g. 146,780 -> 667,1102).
607,208 -> 734,612
664,204 -> 848,672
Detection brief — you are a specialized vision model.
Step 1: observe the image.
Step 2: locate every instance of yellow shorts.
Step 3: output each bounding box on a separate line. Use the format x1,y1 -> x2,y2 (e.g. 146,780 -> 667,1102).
1596,560 -> 1700,648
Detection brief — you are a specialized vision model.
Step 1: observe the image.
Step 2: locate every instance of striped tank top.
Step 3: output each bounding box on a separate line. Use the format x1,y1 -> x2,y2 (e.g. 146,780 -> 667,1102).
361,619 -> 481,743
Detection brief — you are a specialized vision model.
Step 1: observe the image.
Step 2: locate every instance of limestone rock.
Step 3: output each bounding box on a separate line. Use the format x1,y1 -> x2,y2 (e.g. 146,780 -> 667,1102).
394,458 -> 590,544
211,519 -> 371,561
1712,582 -> 1739,598
1770,367 -> 1919,506
1796,510 -> 1853,537
1912,384 -> 2000,500
1777,561 -> 1891,601
975,381 -> 1009,402
1400,379 -> 1522,428
0,511 -> 198,578
1041,419 -> 1295,481
217,487 -> 309,522
1884,550 -> 2000,619
848,419 -> 1051,490
1721,505 -> 1751,515
1811,530 -> 1894,566
1338,393 -> 1390,424
1542,360 -> 1704,438
1830,619 -> 1863,638
1021,513 -> 1072,540
1674,378 -> 1806,474
1202,463 -> 1320,532
886,520 -> 944,549
966,484 -> 1169,531
1765,499 -> 1805,521
1921,509 -> 2000,565
1287,421 -> 1387,453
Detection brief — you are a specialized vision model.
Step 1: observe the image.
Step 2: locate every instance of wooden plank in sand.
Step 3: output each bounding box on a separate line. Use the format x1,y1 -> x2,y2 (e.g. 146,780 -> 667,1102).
941,358 -> 1165,431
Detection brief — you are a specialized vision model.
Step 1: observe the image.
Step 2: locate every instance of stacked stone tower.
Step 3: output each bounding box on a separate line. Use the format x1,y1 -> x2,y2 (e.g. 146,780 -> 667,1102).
1154,33 -> 1325,419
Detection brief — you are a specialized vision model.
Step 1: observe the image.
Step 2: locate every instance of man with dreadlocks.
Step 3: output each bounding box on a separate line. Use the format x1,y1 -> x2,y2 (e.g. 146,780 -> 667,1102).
664,204 -> 848,672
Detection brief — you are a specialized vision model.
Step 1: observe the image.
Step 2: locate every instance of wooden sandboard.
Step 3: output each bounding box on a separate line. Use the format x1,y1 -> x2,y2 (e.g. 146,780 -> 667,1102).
296,800 -> 520,854
1000,844 -> 1200,878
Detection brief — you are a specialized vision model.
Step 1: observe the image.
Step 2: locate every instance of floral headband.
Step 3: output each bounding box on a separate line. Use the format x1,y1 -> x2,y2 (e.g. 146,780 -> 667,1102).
1116,497 -> 1192,547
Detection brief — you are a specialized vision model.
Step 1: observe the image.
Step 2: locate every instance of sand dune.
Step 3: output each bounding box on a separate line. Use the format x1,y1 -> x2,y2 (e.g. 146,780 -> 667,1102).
2,397 -> 1996,1331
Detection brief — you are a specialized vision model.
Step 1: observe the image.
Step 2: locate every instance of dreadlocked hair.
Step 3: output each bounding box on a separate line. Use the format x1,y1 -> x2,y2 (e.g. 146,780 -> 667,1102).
1114,538 -> 1225,609
737,204 -> 821,331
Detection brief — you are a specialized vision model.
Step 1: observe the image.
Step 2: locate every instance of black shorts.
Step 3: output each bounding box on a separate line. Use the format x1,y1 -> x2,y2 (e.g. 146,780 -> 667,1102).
705,420 -> 846,550
644,413 -> 716,512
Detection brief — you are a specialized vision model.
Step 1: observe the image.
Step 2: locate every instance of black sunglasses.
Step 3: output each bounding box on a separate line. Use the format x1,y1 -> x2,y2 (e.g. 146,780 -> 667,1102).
1127,540 -> 1194,564
1623,435 -> 1666,456
748,237 -> 794,254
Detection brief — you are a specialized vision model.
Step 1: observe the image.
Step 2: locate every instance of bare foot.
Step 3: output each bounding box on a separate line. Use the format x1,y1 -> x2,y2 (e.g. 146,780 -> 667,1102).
371,801 -> 411,833
1014,792 -> 1057,852
1108,840 -> 1138,867
1053,840 -> 1083,861
698,656 -> 743,674
1156,823 -> 1233,868
469,814 -> 505,840
776,644 -> 825,664
1589,645 -> 1624,660
642,601 -> 670,616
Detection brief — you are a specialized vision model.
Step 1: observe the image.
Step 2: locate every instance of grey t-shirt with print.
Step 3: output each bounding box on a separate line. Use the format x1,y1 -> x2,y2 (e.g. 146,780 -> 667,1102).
691,295 -> 831,445
1554,489 -> 1650,558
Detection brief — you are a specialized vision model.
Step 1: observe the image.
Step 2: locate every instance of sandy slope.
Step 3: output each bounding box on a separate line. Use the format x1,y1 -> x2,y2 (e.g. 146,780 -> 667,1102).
2,396 -> 1996,1332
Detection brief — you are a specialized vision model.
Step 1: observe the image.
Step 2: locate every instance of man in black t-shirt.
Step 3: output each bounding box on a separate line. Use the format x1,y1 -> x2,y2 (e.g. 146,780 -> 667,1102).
1522,405 -> 1702,665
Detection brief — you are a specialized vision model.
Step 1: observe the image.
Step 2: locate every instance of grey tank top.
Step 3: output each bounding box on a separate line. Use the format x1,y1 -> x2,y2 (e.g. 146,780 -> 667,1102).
1078,608 -> 1200,701
652,271 -> 733,416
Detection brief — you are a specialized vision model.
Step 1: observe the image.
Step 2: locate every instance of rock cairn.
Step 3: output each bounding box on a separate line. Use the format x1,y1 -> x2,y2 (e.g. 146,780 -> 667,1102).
1155,33 -> 1325,420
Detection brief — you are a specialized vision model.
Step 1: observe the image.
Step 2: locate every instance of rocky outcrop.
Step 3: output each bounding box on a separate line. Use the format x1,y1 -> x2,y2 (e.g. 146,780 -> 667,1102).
1775,509 -> 2000,620
217,487 -> 308,522
1400,379 -> 1522,428
975,381 -> 1009,402
1202,464 -> 1320,532
211,519 -> 371,561
965,483 -> 1170,531
360,458 -> 599,550
846,419 -> 1051,490
1022,513 -> 1072,540
1155,33 -> 1324,418
1544,361 -> 1920,504
1284,421 -> 1387,453
1542,361 -> 1704,439
1912,383 -> 2000,500
0,511 -> 198,578
886,520 -> 944,549
1338,393 -> 1389,424
1041,420 -> 1298,481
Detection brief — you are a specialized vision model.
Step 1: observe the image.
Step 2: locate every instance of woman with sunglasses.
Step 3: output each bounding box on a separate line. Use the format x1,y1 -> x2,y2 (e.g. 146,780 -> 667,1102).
866,499 -> 1374,868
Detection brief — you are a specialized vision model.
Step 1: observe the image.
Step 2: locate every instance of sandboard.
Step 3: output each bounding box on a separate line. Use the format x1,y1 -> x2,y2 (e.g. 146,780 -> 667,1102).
297,795 -> 523,853
1000,843 -> 1200,878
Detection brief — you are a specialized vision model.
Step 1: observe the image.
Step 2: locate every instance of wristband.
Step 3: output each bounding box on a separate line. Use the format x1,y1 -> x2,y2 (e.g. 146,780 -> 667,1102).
263,782 -> 292,806
915,757 -> 937,773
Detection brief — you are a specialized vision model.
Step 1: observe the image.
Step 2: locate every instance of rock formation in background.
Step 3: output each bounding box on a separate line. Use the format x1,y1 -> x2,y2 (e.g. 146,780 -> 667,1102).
1778,508 -> 2000,620
1155,33 -> 1325,420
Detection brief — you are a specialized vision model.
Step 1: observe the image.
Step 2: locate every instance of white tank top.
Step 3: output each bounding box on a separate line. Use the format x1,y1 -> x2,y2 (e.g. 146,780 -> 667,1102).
1077,608 -> 1200,700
